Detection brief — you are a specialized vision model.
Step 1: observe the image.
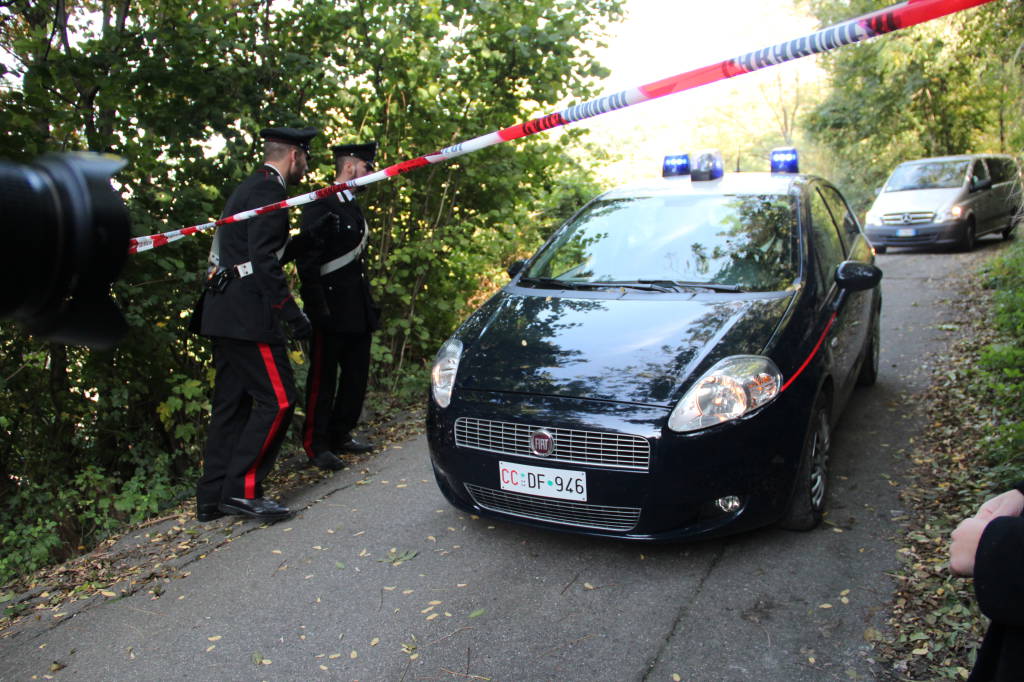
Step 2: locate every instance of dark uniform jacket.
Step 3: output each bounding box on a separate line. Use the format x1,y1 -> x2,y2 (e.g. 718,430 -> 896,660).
201,165 -> 303,343
969,486 -> 1024,682
297,191 -> 380,334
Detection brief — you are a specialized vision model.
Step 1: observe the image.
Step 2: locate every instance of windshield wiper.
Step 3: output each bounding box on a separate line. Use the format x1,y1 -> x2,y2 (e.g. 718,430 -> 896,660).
638,279 -> 746,293
599,280 -> 676,293
520,277 -> 598,290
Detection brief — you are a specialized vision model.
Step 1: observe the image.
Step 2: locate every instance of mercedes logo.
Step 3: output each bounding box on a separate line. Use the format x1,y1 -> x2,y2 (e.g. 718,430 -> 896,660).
902,213 -> 912,224
530,429 -> 554,457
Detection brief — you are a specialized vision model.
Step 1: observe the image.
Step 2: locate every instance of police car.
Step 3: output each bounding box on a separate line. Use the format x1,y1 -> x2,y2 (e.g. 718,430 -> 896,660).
427,149 -> 882,541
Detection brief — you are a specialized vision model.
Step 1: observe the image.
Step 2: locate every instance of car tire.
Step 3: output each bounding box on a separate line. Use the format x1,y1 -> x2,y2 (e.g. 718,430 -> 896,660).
856,307 -> 880,387
779,393 -> 831,531
874,245 -> 887,254
959,217 -> 976,252
1003,210 -> 1018,240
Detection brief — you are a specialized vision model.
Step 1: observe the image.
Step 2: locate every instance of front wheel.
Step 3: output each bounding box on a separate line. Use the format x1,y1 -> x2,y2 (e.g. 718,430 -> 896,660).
779,394 -> 831,531
959,217 -> 976,252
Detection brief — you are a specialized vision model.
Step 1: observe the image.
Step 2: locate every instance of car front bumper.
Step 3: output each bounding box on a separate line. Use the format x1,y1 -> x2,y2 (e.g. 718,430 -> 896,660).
426,387 -> 810,542
864,219 -> 965,248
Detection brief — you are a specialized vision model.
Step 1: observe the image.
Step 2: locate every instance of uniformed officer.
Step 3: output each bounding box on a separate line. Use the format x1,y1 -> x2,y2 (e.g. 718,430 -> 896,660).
195,126 -> 317,522
296,142 -> 380,470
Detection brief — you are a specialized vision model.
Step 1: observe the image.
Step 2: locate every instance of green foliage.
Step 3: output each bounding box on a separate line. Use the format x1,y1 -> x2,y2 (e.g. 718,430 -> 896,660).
0,0 -> 622,585
976,240 -> 1024,469
801,0 -> 1024,213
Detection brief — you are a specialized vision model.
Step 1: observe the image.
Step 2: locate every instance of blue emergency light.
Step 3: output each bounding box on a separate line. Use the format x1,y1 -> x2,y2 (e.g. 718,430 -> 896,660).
770,147 -> 799,173
691,150 -> 724,181
662,154 -> 691,177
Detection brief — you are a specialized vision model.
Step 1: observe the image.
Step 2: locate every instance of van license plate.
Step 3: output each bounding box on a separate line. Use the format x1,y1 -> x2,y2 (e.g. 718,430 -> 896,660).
498,461 -> 587,501
896,228 -> 916,237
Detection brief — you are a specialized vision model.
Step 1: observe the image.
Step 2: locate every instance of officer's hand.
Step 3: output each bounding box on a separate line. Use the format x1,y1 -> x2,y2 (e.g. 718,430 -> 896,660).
285,310 -> 312,340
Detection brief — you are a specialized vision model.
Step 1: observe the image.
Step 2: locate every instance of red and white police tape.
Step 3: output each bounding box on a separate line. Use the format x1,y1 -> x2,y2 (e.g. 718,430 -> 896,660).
128,0 -> 996,255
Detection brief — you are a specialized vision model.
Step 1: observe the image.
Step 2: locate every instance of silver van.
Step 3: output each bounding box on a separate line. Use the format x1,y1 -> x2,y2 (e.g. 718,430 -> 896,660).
864,154 -> 1021,252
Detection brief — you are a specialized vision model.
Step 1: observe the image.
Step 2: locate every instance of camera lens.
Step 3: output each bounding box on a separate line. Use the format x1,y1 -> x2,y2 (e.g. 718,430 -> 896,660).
0,152 -> 131,349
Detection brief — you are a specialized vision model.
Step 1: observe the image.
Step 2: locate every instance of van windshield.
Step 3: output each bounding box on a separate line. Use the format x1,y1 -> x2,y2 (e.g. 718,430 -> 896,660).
884,161 -> 969,192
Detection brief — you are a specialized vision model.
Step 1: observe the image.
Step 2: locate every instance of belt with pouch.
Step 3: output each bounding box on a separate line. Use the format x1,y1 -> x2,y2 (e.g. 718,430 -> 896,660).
206,261 -> 254,292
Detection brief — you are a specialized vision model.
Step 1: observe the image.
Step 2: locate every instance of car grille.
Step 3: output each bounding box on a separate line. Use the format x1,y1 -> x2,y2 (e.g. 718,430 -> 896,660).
454,417 -> 651,471
881,211 -> 935,225
465,484 -> 642,532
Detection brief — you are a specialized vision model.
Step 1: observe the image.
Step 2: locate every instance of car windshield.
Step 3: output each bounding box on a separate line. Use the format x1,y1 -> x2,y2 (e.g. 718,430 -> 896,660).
884,161 -> 968,191
523,193 -> 799,293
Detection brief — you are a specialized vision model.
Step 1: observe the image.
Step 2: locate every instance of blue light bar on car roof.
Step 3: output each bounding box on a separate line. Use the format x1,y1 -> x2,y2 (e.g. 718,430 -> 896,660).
770,147 -> 799,173
691,150 -> 724,181
663,154 -> 691,177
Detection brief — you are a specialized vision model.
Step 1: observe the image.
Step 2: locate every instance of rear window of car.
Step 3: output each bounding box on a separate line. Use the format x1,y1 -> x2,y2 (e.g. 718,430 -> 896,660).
524,193 -> 800,292
885,161 -> 969,191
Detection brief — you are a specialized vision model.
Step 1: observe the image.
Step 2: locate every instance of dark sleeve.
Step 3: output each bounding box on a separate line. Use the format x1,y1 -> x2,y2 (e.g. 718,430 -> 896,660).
246,181 -> 301,321
974,515 -> 1024,626
1014,481 -> 1024,496
297,201 -> 330,314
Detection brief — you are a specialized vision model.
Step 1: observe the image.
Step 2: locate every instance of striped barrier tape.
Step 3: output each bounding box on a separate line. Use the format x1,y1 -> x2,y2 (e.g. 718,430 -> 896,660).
128,0 -> 996,255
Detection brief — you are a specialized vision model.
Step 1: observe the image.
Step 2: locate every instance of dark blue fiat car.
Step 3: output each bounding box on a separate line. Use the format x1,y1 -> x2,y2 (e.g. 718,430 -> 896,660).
427,150 -> 882,541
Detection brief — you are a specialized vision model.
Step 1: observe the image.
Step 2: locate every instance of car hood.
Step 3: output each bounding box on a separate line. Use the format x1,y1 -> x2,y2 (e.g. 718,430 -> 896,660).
871,187 -> 961,214
456,290 -> 794,407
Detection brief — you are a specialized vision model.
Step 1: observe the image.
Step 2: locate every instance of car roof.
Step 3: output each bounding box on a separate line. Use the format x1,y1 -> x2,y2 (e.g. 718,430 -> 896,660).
897,154 -> 1014,165
599,172 -> 813,201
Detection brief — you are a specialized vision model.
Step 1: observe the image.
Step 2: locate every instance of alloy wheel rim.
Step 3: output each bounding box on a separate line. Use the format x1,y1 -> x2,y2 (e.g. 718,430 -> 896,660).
809,410 -> 830,510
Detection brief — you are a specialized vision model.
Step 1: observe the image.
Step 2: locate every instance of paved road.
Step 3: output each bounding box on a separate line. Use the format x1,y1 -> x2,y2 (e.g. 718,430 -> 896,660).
0,238 -> 1009,682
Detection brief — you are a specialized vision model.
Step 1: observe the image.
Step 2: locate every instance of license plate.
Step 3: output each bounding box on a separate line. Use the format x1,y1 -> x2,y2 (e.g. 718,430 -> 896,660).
896,227 -> 916,237
498,461 -> 587,501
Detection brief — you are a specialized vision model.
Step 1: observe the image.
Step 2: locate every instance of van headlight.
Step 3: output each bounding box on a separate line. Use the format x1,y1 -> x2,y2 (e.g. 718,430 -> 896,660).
668,355 -> 782,433
939,205 -> 963,221
864,209 -> 882,226
431,338 -> 463,408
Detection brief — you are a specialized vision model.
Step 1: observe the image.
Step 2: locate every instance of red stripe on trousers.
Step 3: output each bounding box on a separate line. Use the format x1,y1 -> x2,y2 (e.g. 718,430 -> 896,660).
244,344 -> 291,498
302,330 -> 324,458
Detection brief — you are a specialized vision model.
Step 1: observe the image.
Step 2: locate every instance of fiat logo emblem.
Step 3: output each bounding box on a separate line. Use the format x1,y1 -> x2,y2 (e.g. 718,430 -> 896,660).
530,429 -> 554,457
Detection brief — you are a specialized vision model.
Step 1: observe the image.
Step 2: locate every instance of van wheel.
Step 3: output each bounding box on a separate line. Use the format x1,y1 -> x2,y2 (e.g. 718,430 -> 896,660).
959,217 -> 976,252
779,394 -> 831,531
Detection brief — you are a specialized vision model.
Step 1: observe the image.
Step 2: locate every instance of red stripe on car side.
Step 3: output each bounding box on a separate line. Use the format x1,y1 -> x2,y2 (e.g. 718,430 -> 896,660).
781,312 -> 837,393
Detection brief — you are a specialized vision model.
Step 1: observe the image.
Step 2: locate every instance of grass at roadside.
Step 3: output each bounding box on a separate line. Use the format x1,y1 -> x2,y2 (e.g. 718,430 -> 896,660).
876,239 -> 1024,680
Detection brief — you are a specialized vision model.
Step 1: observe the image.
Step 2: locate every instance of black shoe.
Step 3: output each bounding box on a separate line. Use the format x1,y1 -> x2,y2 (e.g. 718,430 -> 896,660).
310,450 -> 345,471
196,503 -> 225,522
219,497 -> 292,521
335,435 -> 374,454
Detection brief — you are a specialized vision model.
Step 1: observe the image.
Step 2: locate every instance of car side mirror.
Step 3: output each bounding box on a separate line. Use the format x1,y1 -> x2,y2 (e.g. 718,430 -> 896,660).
832,261 -> 881,313
507,259 -> 526,279
835,260 -> 882,292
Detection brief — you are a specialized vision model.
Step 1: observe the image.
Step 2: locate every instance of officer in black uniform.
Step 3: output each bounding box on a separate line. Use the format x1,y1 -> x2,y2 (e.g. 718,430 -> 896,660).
297,142 -> 379,470
195,126 -> 317,521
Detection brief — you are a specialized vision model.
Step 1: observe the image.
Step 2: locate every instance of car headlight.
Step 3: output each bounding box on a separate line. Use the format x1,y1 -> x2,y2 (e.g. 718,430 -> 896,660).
431,338 -> 463,408
667,355 -> 782,433
939,205 -> 963,221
